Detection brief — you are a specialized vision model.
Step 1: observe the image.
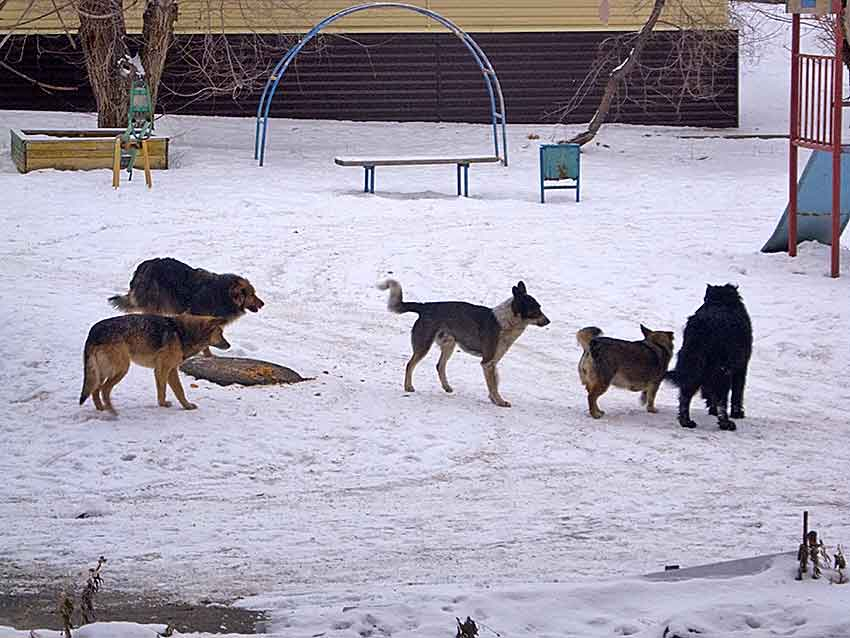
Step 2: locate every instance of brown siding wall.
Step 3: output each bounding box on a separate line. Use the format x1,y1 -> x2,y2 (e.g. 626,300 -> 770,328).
0,31 -> 738,127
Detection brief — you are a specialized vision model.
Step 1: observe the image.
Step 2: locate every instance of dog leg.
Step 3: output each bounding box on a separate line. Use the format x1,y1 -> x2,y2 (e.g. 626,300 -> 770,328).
100,355 -> 129,415
587,382 -> 607,418
404,350 -> 429,393
436,337 -> 456,393
405,320 -> 435,393
730,367 -> 747,419
701,386 -> 718,415
714,374 -> 736,431
154,367 -> 172,408
482,361 -> 510,407
677,386 -> 698,428
100,367 -> 129,416
644,382 -> 660,414
91,389 -> 105,411
168,368 -> 197,410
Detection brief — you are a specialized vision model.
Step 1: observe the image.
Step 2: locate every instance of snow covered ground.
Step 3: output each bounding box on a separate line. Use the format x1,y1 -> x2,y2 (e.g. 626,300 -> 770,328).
1,6 -> 849,638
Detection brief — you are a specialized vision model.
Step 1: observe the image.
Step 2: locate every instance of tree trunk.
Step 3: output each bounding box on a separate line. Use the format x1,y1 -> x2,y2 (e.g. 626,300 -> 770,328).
142,0 -> 179,113
569,0 -> 666,146
77,0 -> 130,128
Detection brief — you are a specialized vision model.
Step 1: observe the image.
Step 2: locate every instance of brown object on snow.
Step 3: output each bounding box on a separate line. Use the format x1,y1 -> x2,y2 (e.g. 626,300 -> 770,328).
180,356 -> 311,387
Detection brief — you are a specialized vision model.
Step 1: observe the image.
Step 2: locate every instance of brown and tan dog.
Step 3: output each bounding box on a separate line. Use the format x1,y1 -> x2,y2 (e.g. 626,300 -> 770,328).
576,324 -> 674,419
79,314 -> 230,415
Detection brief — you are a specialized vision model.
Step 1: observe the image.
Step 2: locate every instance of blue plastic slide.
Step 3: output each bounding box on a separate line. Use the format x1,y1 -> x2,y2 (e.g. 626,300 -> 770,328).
762,149 -> 850,253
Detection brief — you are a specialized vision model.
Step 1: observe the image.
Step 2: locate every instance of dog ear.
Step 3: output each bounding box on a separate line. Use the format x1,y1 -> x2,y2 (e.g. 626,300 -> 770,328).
230,282 -> 246,307
640,324 -> 651,338
513,281 -> 527,297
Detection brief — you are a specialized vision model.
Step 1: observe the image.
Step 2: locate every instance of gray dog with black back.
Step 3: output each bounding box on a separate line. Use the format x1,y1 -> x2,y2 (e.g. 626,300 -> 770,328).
379,279 -> 550,407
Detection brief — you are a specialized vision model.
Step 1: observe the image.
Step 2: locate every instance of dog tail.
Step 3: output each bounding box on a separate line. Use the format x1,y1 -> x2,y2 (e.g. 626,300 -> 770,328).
576,326 -> 603,353
108,293 -> 135,312
79,344 -> 98,405
377,279 -> 423,314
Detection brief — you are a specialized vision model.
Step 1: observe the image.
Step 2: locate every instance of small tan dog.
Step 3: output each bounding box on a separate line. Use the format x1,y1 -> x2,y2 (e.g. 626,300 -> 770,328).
576,325 -> 674,419
79,314 -> 230,415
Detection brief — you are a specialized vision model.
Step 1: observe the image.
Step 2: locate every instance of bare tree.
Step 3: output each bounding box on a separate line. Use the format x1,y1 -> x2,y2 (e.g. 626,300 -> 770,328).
1,0 -> 309,127
560,0 -> 745,146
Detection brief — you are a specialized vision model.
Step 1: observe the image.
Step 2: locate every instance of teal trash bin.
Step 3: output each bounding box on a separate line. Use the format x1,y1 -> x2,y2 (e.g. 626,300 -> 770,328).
540,143 -> 580,203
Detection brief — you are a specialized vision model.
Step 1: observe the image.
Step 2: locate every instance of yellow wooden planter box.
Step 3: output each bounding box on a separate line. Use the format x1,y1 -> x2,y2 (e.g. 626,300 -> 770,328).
10,129 -> 169,173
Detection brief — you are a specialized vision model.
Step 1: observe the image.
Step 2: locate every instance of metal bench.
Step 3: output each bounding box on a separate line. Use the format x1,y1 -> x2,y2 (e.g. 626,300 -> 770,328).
334,155 -> 501,197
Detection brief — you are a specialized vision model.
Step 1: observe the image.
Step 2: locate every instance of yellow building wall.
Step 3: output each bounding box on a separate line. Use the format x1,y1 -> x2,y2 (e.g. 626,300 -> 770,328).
1,0 -> 729,35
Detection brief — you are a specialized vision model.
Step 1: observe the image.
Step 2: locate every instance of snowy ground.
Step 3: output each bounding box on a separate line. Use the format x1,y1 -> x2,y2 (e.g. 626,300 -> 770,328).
2,7 -> 850,638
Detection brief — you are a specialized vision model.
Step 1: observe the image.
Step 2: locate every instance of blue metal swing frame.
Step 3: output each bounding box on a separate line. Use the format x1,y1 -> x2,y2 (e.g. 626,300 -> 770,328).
253,2 -> 508,167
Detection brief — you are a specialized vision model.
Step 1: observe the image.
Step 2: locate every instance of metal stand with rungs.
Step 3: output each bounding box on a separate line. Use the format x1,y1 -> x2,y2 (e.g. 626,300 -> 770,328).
113,73 -> 155,189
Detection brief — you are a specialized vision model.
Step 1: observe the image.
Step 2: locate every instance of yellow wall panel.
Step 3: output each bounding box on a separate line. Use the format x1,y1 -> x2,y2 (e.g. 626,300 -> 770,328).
1,0 -> 729,35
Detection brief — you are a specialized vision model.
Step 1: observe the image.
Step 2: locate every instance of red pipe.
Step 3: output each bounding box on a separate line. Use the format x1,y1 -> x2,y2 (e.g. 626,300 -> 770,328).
789,13 -> 800,257
831,2 -> 843,278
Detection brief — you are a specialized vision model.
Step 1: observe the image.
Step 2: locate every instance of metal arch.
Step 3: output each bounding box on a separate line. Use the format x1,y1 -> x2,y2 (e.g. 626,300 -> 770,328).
254,2 -> 508,166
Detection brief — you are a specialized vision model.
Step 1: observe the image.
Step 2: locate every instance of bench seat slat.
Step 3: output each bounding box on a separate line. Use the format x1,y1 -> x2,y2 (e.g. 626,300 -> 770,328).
334,156 -> 500,166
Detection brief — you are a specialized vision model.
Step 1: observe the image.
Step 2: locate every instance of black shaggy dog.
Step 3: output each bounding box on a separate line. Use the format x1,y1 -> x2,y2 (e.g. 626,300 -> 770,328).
109,257 -> 264,355
110,257 -> 264,321
666,284 -> 752,430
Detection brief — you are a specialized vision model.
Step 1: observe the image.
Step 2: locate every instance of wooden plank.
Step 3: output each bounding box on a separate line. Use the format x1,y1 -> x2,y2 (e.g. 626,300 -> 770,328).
20,128 -> 126,137
10,129 -> 27,173
335,156 -> 500,166
25,138 -> 167,150
25,156 -> 168,171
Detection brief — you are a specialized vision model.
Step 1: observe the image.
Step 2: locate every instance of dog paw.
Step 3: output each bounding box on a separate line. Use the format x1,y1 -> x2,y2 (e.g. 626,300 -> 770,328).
679,418 -> 697,428
404,385 -> 415,393
159,401 -> 173,408
491,397 -> 511,408
647,406 -> 658,414
442,385 -> 454,394
182,403 -> 198,410
590,410 -> 604,419
718,419 -> 737,431
730,408 -> 745,419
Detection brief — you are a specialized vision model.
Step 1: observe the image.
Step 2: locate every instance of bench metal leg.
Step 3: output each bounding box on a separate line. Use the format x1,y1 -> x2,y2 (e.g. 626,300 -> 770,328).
456,163 -> 470,197
363,166 -> 375,194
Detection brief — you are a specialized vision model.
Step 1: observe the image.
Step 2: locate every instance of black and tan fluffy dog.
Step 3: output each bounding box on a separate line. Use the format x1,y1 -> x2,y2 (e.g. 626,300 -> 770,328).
378,279 -> 550,407
576,325 -> 675,419
80,314 -> 230,415
109,257 -> 263,356
666,284 -> 753,430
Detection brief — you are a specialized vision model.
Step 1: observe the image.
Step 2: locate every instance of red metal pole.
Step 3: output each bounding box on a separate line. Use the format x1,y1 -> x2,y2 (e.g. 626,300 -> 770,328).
831,2 -> 843,278
789,13 -> 800,257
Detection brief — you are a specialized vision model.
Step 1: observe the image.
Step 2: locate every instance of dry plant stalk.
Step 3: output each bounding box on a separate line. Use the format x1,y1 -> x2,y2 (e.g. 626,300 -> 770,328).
80,555 -> 107,624
58,592 -> 74,638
